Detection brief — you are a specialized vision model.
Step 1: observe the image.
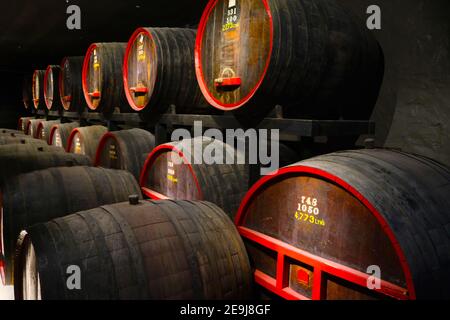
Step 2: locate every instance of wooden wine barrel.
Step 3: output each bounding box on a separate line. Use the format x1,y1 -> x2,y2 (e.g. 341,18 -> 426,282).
25,119 -> 41,137
44,65 -> 63,111
195,0 -> 384,122
0,144 -> 90,183
59,56 -> 88,112
67,126 -> 108,162
0,166 -> 141,285
140,137 -> 249,218
32,70 -> 46,111
18,117 -> 34,132
48,122 -> 80,148
36,120 -> 60,142
235,149 -> 450,300
15,199 -> 252,300
124,28 -> 208,114
22,75 -> 33,110
95,129 -> 155,181
82,43 -> 128,114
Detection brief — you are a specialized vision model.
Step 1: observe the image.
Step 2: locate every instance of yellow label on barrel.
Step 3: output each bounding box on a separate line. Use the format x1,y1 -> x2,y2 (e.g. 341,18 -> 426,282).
222,1 -> 240,32
74,137 -> 82,154
93,49 -> 100,69
167,175 -> 178,183
109,144 -> 118,160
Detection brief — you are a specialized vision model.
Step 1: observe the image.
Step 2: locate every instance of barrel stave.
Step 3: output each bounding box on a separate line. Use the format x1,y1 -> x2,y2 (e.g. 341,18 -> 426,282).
17,200 -> 252,300
1,166 -> 141,285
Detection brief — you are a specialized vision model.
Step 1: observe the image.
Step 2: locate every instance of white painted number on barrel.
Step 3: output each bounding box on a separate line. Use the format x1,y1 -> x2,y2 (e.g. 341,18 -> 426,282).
138,34 -> 146,61
223,0 -> 239,31
109,144 -> 117,160
167,161 -> 177,183
54,131 -> 62,147
295,196 -> 325,227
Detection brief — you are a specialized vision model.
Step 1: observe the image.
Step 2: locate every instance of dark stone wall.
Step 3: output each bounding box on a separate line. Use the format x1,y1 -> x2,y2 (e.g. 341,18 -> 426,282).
341,0 -> 450,167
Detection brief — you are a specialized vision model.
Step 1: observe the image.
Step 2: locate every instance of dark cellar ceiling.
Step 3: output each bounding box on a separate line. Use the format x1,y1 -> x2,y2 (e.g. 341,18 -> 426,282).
0,0 -> 209,75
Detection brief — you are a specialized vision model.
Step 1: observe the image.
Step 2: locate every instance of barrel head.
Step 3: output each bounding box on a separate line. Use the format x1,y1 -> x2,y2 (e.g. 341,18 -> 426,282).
196,0 -> 272,110
142,149 -> 201,200
124,29 -> 157,111
237,167 -> 410,300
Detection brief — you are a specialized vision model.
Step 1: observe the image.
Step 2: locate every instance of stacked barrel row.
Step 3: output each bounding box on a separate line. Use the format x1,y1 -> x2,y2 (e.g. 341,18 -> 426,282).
22,0 -> 384,125
0,126 -> 253,300
14,116 -> 450,300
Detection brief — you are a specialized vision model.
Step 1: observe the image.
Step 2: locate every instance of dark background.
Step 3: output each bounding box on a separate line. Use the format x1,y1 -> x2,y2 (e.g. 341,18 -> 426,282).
0,0 -> 449,167
0,0 -> 209,126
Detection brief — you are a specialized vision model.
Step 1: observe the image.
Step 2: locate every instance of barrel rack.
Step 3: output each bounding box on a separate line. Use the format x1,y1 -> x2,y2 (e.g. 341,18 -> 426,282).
33,106 -> 375,147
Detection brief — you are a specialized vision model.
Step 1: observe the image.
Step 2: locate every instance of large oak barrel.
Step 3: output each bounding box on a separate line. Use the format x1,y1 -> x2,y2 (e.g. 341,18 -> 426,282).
140,137 -> 249,218
82,43 -> 128,114
124,28 -> 208,115
32,70 -> 46,111
48,122 -> 80,148
18,117 -> 34,133
22,75 -> 33,110
36,120 -> 60,142
95,129 -> 155,181
0,144 -> 90,182
235,149 -> 450,300
44,65 -> 63,111
15,199 -> 252,300
59,56 -> 88,113
67,126 -> 108,163
0,166 -> 141,285
195,0 -> 384,122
